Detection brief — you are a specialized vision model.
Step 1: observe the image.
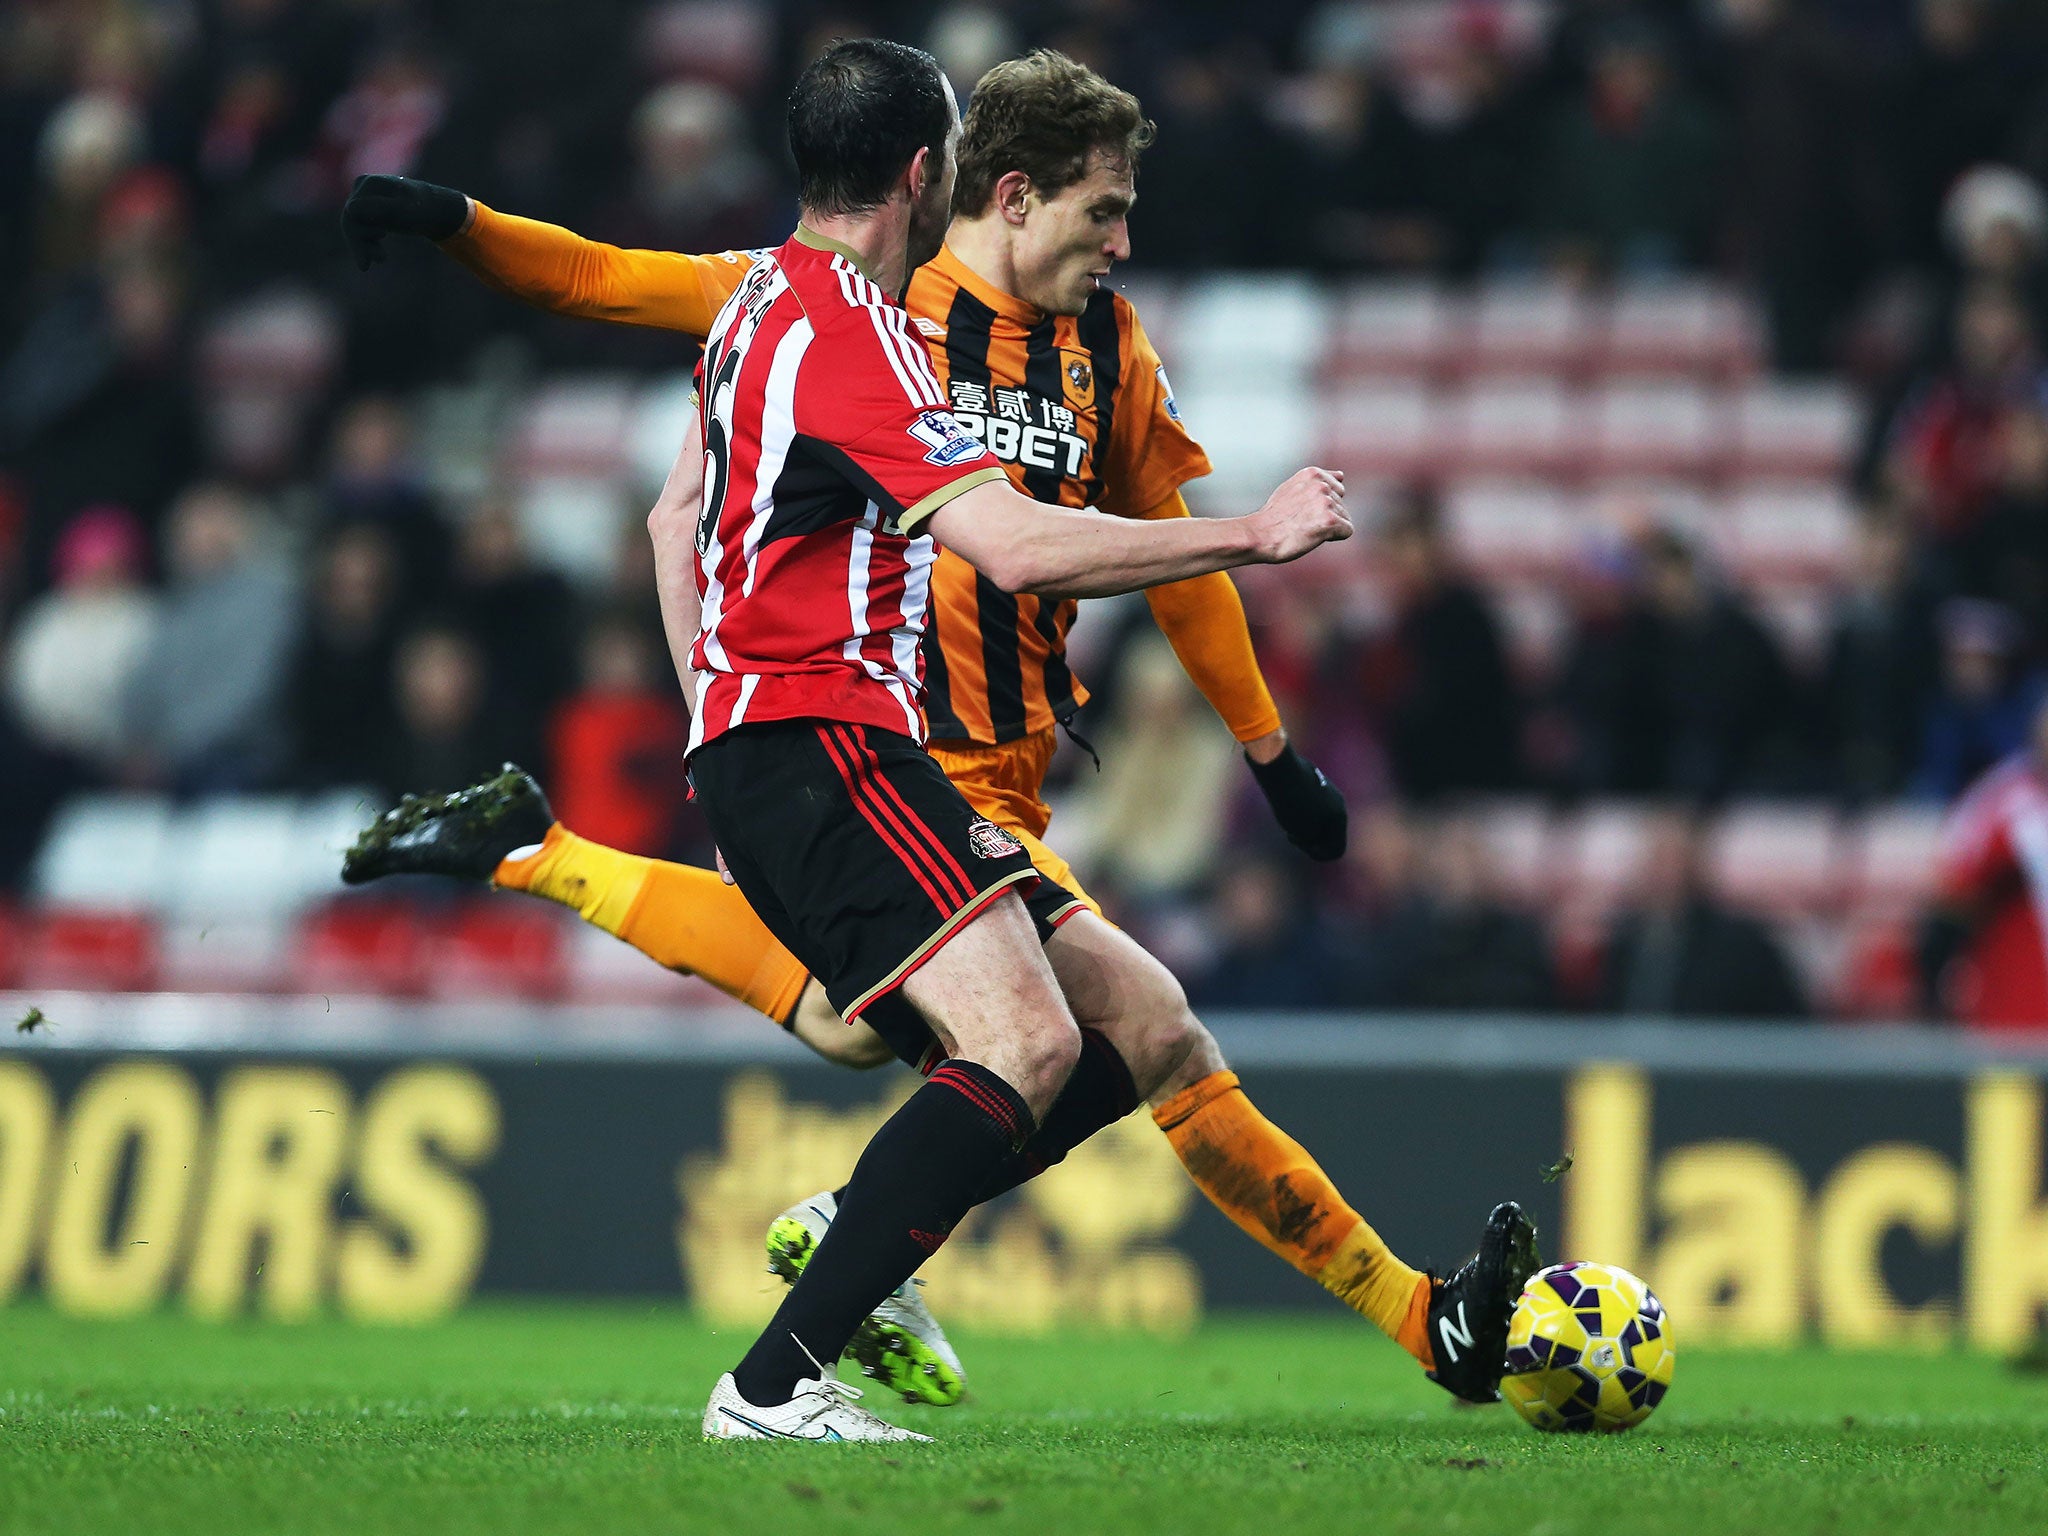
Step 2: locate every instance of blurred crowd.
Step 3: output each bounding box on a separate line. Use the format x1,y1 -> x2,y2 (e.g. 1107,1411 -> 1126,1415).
10,0 -> 2048,1019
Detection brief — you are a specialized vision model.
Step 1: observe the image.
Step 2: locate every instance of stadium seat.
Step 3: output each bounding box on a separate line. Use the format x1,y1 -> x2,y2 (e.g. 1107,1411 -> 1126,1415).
1442,481 -> 1573,581
1846,806 -> 1948,915
1730,379 -> 1864,480
1438,378 -> 1581,477
166,797 -> 313,919
515,475 -> 634,584
1749,583 -> 1833,674
18,909 -> 161,993
1721,481 -> 1860,584
626,373 -> 701,495
1596,280 -> 1765,380
197,287 -> 342,393
1589,381 -> 1721,480
424,903 -> 569,1000
1490,583 -> 1571,680
0,905 -> 22,989
509,374 -> 637,479
1462,279 -> 1594,377
1554,803 -> 1659,916
1703,806 -> 1843,916
1328,279 -> 1453,379
159,915 -> 291,993
293,901 -> 434,997
33,794 -> 175,909
1174,383 -> 1317,508
1468,800 -> 1555,906
1322,384 -> 1439,481
1170,274 -> 1325,387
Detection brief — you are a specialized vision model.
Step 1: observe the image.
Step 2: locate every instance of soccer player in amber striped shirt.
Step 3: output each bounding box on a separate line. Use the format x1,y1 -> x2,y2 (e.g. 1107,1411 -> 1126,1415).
342,49 -> 1535,1406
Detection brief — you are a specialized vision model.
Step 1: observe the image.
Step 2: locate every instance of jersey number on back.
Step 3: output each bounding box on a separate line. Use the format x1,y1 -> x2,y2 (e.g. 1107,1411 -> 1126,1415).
697,337 -> 746,558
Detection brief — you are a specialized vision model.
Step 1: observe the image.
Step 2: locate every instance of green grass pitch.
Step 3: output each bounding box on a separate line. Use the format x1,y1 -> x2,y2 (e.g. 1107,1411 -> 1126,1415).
4,1303 -> 2045,1535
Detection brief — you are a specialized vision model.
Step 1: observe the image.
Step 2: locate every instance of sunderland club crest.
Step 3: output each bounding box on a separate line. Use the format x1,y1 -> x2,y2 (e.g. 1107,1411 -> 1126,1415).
967,819 -> 1025,860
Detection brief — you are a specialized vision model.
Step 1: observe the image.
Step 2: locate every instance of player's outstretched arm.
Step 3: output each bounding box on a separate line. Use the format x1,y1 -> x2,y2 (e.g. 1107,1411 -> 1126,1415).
926,467 -> 1350,600
341,174 -> 747,334
1135,491 -> 1348,859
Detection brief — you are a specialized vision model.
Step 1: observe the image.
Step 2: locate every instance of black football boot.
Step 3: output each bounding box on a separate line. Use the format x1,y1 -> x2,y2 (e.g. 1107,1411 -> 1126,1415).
341,764 -> 555,885
1425,1200 -> 1541,1404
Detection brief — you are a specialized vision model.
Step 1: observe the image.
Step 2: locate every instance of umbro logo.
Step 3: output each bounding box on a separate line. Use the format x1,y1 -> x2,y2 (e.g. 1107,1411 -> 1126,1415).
1438,1302 -> 1475,1363
908,1228 -> 947,1255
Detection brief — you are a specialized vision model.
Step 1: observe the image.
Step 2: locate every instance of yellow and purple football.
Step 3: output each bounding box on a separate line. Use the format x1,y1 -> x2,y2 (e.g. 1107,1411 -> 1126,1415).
1501,1261 -> 1675,1433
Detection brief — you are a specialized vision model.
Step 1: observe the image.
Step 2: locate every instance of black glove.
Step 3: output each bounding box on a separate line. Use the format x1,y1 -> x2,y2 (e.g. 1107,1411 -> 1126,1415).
1247,744 -> 1348,861
342,174 -> 470,271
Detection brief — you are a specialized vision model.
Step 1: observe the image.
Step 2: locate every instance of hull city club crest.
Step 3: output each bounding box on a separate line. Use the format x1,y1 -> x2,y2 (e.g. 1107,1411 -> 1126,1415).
1062,352 -> 1095,409
967,819 -> 1025,860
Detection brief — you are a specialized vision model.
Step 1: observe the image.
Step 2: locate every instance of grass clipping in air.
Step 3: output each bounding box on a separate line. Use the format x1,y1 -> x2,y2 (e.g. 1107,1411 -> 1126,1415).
4,1303 -> 2044,1535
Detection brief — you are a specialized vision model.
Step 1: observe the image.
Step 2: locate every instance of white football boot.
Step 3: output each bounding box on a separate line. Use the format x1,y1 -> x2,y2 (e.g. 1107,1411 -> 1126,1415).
702,1371 -> 932,1443
764,1190 -> 968,1405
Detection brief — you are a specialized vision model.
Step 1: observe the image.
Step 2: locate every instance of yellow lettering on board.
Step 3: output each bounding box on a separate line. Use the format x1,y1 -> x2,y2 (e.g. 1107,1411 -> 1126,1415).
1654,1141 -> 1804,1345
185,1067 -> 350,1320
0,1063 -> 56,1301
1812,1143 -> 1957,1349
43,1062 -> 203,1316
1965,1072 -> 2048,1350
1561,1064 -> 1649,1273
337,1065 -> 499,1322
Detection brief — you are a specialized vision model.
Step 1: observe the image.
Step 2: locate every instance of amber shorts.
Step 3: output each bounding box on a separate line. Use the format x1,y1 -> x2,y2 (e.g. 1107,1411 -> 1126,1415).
929,727 -> 1100,929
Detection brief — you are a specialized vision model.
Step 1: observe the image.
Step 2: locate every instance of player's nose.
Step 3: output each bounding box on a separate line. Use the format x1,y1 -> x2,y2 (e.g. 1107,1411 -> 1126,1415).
1105,218 -> 1131,263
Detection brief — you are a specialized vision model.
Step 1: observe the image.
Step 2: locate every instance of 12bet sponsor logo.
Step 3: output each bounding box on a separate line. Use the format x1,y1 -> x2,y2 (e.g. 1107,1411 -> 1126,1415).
946,382 -> 1090,480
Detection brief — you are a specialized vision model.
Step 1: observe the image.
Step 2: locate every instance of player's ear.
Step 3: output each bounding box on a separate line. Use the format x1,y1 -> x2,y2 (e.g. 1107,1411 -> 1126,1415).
905,143 -> 932,203
993,169 -> 1033,227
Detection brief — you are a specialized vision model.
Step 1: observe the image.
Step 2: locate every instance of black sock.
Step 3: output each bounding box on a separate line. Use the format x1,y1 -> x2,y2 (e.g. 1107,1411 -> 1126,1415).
733,1059 -> 1034,1407
977,1028 -> 1137,1203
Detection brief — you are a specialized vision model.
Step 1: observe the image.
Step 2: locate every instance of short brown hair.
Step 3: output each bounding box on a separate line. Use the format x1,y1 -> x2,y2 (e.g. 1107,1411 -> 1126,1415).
953,50 -> 1156,218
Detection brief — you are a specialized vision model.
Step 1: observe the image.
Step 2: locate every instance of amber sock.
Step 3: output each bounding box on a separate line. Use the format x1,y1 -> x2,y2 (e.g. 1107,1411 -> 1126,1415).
1153,1069 -> 1435,1368
495,826 -> 812,1023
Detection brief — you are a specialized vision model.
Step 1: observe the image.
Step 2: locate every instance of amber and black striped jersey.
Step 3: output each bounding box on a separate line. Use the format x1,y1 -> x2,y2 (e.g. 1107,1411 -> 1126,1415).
442,209 -> 1216,746
905,244 -> 1211,743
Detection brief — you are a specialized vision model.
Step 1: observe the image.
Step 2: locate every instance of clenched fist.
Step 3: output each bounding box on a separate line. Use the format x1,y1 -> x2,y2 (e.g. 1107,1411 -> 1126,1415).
1247,467 -> 1351,565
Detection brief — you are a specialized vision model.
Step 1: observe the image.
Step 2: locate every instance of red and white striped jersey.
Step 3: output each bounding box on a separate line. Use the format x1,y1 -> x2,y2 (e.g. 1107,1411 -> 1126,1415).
687,228 -> 1006,754
1937,753 -> 2048,1029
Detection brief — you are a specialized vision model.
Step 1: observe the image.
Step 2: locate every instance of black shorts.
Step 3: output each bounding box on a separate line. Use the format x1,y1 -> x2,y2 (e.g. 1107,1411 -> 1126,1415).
689,719 -> 1079,1040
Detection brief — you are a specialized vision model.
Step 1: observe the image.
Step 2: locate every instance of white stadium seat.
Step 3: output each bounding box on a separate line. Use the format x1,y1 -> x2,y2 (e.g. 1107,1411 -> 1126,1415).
1330,279 -> 1454,379
1704,805 -> 1843,915
33,794 -> 175,909
1731,379 -> 1864,479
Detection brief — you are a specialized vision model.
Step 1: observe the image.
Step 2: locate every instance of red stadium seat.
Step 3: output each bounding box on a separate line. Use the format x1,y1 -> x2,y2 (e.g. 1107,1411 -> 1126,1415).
425,903 -> 570,1000
18,909 -> 162,993
1703,806 -> 1844,916
293,901 -> 433,997
0,904 -> 23,989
